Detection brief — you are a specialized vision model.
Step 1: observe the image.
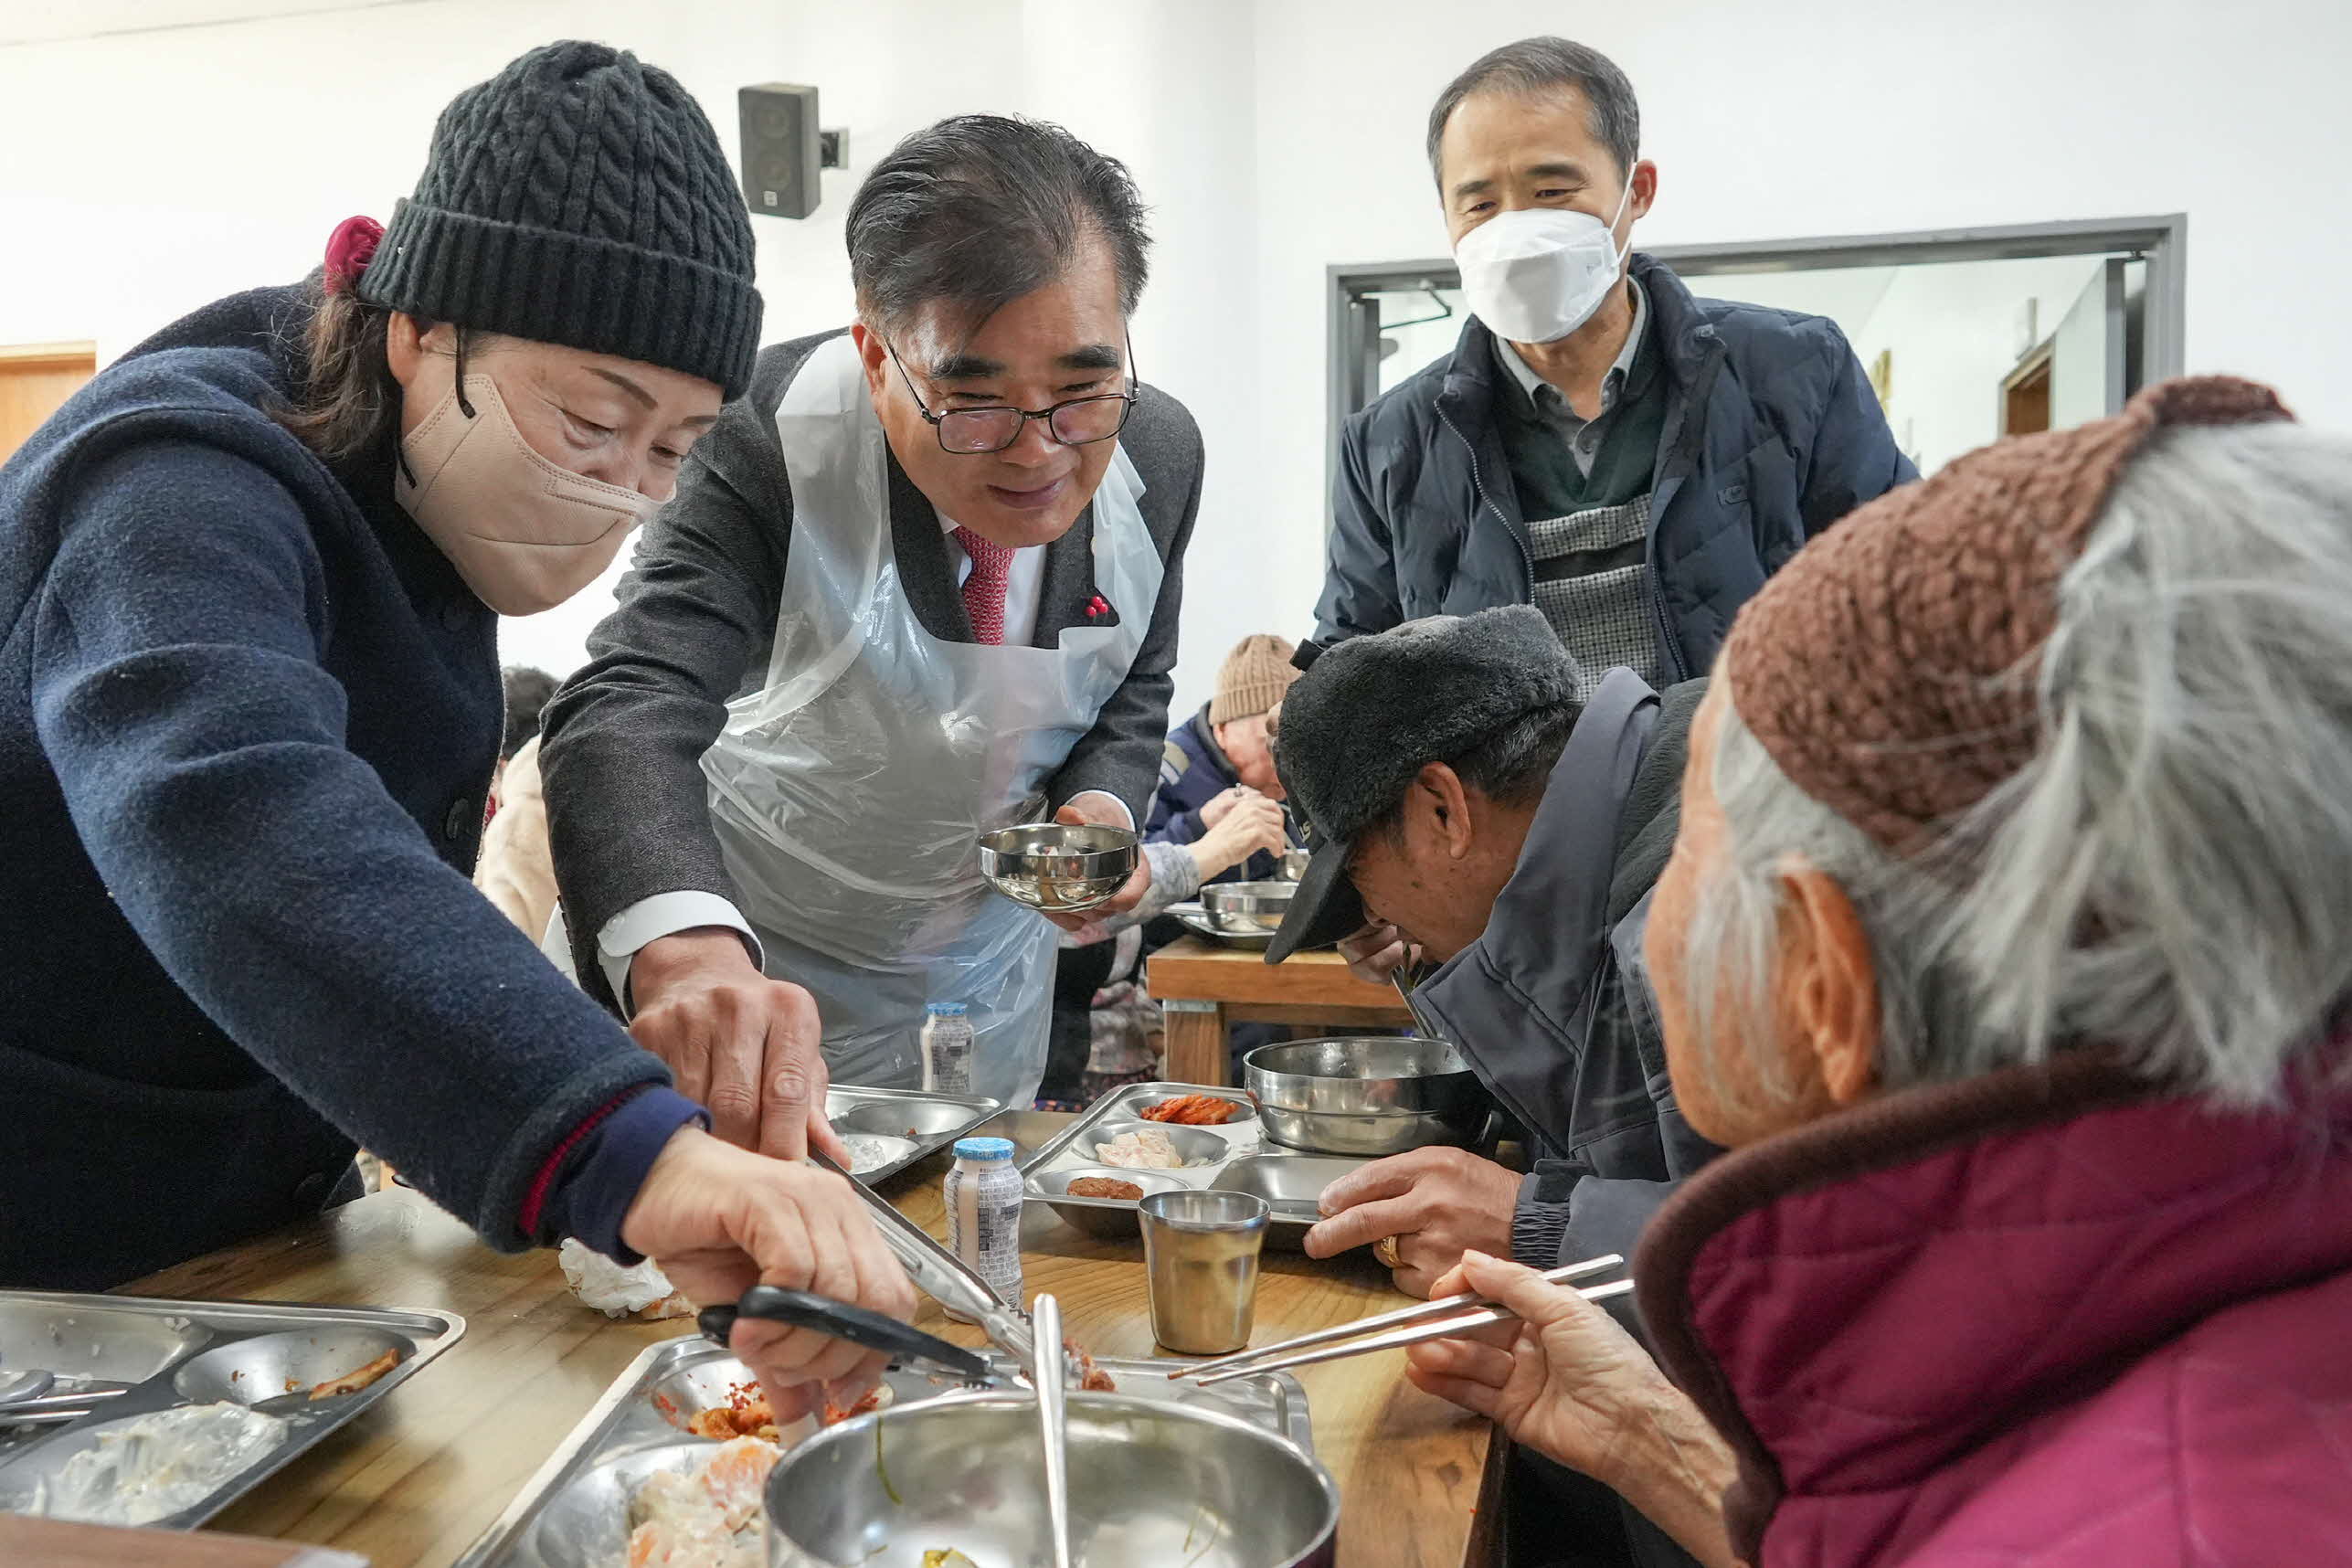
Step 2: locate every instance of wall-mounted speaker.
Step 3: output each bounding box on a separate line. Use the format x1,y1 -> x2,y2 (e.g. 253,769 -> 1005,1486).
739,82 -> 821,220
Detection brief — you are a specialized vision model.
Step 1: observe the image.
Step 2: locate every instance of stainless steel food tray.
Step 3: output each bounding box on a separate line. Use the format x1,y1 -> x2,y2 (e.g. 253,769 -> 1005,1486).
1164,902 -> 1273,949
0,1291 -> 464,1529
1019,1081 -> 1373,1250
827,1084 -> 1003,1185
454,1331 -> 1312,1568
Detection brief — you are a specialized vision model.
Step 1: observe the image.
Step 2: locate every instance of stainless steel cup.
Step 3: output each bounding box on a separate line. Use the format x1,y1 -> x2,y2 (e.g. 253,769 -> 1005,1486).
1139,1190 -> 1270,1355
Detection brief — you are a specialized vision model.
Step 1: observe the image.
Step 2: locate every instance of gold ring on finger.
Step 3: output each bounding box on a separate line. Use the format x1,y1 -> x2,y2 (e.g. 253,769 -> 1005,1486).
1373,1234 -> 1403,1269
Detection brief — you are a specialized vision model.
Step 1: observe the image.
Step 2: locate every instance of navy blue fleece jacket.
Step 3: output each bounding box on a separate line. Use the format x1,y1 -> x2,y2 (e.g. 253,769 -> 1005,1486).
0,284 -> 693,1288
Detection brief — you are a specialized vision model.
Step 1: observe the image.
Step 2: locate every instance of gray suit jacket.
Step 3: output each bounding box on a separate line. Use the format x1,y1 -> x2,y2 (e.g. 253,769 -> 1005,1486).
541,329 -> 1205,1007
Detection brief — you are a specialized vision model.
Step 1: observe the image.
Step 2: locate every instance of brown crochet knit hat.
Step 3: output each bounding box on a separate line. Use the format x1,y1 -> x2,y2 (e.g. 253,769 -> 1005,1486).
1722,376 -> 2294,854
1210,634 -> 1299,726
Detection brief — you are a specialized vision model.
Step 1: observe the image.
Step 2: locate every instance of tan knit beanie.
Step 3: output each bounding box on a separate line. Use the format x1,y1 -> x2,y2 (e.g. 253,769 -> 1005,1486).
1722,376 -> 2294,854
1210,634 -> 1300,726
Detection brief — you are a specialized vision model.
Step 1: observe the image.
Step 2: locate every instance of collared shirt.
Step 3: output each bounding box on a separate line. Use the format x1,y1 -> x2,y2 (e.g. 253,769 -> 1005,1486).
939,508 -> 1045,650
1493,277 -> 1650,480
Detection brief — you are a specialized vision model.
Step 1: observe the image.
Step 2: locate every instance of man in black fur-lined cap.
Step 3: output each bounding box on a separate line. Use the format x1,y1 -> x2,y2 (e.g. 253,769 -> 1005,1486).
1269,606 -> 1720,1297
1269,606 -> 1719,1568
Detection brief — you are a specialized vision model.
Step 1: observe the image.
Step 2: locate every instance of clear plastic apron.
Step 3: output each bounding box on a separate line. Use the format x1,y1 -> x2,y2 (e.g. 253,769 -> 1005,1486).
698,334 -> 1161,1107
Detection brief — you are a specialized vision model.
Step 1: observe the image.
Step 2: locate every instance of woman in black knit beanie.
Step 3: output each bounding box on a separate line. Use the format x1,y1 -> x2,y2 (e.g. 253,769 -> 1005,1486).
0,41 -> 913,1412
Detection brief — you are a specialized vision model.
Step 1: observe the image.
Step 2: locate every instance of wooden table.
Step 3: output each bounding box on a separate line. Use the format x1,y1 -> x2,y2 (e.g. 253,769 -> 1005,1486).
1148,936 -> 1417,1084
125,1111 -> 1499,1568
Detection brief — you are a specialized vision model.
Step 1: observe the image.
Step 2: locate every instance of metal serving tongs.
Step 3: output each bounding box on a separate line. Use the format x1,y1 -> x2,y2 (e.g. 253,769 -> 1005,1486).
1031,1292 -> 1075,1568
0,1364 -> 133,1428
1167,1252 -> 1631,1386
810,1147 -> 1090,1388
698,1286 -> 1009,1391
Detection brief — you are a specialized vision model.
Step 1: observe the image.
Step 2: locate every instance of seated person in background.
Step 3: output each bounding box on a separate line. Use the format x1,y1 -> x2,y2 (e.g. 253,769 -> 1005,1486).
478,666 -> 562,940
1267,606 -> 1719,1298
1145,631 -> 1299,885
1405,379 -> 2352,1568
491,666 -> 557,810
1042,759 -> 1290,1105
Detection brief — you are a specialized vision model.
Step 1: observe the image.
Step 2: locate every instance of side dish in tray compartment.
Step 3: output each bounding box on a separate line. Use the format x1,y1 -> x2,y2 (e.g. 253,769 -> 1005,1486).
622,1435 -> 777,1568
1066,1176 -> 1145,1200
1096,1128 -> 1194,1169
1140,1094 -> 1244,1125
23,1404 -> 290,1527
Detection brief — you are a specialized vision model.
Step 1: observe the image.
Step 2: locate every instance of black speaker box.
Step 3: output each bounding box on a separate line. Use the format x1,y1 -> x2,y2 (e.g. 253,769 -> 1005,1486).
738,82 -> 821,219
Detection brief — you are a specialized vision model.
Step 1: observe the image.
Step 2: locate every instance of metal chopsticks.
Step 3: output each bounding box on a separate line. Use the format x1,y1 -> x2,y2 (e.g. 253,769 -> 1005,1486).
1167,1253 -> 1626,1386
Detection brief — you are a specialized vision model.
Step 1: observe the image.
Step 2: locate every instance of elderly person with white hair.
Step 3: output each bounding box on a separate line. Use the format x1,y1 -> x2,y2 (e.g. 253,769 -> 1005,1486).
1404,377 -> 2352,1568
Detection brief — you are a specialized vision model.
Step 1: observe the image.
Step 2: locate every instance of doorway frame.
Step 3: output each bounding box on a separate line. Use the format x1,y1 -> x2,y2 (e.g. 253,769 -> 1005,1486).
1325,214 -> 2188,520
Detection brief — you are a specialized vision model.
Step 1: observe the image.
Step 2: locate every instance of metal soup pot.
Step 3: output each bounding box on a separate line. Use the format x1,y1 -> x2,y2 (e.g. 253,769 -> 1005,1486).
1243,1036 -> 1493,1157
763,1392 -> 1340,1568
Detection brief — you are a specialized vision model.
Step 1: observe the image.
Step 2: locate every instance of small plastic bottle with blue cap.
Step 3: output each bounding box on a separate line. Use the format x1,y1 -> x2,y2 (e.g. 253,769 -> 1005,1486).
920,1001 -> 974,1096
943,1135 -> 1022,1321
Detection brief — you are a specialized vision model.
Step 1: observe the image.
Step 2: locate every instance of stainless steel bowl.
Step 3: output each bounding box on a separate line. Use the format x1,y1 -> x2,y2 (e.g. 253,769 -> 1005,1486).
977,822 -> 1140,914
764,1392 -> 1340,1568
1169,902 -> 1273,949
1201,878 -> 1296,935
1244,1036 -> 1494,1156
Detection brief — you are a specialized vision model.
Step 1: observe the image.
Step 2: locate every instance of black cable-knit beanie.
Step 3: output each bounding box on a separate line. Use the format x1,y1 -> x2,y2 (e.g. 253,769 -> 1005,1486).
359,40 -> 761,399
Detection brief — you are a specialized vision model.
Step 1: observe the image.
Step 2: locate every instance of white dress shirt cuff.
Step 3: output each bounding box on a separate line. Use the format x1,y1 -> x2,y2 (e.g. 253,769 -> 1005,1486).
597,891 -> 763,1016
1065,789 -> 1135,830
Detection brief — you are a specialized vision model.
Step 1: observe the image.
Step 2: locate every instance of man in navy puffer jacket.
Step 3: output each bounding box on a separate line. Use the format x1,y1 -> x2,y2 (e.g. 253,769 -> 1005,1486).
1319,37 -> 1912,689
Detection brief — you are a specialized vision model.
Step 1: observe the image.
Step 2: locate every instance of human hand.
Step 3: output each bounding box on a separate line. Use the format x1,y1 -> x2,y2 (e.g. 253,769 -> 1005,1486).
1197,784 -> 1251,831
1403,1252 -> 1737,1566
1192,792 -> 1287,882
1302,1147 -> 1520,1296
629,927 -> 846,1164
620,1126 -> 916,1421
1337,920 -> 1418,987
1042,797 -> 1152,932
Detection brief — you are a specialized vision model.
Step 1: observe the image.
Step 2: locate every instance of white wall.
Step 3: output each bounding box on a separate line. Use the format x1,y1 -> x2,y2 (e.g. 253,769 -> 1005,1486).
6,0 -> 2351,701
1250,0 -> 2352,644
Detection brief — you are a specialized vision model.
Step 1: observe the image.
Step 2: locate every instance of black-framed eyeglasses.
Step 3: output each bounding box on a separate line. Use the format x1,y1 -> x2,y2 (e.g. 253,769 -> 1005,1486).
885,336 -> 1138,455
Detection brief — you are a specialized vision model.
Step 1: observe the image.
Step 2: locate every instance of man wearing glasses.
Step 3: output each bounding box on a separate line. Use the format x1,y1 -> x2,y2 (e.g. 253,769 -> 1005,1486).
541,115 -> 1202,1145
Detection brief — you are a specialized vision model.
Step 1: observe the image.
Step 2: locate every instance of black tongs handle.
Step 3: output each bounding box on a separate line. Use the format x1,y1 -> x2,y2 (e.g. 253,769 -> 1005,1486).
699,1285 -> 992,1384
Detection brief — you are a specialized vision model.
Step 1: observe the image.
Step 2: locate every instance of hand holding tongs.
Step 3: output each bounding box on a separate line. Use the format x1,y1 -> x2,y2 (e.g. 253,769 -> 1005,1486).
810,1148 -> 1090,1388
1166,1252 -> 1631,1386
700,1286 -> 1008,1391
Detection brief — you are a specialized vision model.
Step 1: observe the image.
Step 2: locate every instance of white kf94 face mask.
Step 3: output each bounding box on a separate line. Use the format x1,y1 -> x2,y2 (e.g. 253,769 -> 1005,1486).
1454,178 -> 1637,346
394,372 -> 652,617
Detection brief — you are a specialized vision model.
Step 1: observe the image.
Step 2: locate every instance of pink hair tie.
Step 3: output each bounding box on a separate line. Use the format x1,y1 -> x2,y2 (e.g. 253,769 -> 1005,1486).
323,215 -> 385,295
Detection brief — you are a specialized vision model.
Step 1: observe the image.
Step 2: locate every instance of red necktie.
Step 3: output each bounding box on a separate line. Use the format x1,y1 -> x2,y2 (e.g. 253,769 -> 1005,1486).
953,525 -> 1015,646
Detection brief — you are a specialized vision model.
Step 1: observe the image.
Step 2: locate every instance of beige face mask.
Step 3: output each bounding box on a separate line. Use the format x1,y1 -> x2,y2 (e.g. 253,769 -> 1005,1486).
394,372 -> 650,616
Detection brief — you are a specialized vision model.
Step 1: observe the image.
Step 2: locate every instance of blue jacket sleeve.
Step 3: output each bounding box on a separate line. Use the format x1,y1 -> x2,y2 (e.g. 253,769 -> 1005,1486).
1797,323 -> 1917,535
1514,1164 -> 1674,1269
1314,408 -> 1405,643
29,440 -> 669,1253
